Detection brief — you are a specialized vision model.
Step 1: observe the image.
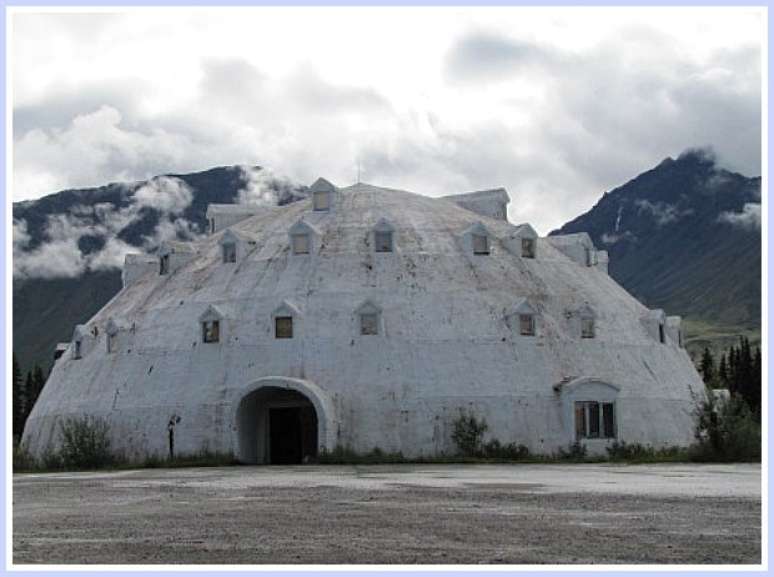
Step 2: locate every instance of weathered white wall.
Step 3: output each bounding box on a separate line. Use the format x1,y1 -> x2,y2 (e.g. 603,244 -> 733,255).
23,183 -> 705,461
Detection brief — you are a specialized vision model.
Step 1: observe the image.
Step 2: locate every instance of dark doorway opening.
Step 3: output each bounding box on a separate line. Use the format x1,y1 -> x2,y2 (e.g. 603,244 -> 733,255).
269,405 -> 318,464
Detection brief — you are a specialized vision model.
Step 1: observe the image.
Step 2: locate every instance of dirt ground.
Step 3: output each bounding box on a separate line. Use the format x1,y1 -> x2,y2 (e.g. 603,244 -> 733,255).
13,463 -> 761,565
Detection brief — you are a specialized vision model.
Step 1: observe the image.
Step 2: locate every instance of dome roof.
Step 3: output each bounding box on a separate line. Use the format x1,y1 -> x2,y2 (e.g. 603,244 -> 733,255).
22,181 -> 704,463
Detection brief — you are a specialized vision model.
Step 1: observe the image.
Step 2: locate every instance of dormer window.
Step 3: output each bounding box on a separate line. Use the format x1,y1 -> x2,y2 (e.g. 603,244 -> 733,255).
288,220 -> 318,256
222,242 -> 237,263
519,314 -> 535,336
355,300 -> 382,336
309,177 -> 336,212
199,305 -> 223,344
275,316 -> 293,339
73,340 -> 82,360
581,316 -> 595,339
472,233 -> 489,255
521,238 -> 536,259
313,190 -> 331,211
107,333 -> 117,353
159,254 -> 170,275
585,247 -> 595,267
360,313 -> 378,335
292,233 -> 310,255
372,218 -> 395,253
375,231 -> 393,253
202,320 -> 220,343
106,319 -> 121,354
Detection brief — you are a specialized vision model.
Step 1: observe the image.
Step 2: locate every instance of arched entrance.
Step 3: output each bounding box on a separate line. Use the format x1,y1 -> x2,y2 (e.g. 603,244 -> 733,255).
233,377 -> 336,464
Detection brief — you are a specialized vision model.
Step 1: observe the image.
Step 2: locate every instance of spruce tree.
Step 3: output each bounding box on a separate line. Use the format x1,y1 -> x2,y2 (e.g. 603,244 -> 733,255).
718,353 -> 728,388
699,347 -> 716,386
12,355 -> 25,440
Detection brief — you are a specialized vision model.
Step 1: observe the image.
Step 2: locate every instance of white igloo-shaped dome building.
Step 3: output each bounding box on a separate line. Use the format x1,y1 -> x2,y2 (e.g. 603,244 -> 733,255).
23,179 -> 705,463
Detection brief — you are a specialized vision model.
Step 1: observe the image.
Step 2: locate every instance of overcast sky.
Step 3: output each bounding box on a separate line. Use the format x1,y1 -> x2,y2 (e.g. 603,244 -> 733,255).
11,7 -> 763,234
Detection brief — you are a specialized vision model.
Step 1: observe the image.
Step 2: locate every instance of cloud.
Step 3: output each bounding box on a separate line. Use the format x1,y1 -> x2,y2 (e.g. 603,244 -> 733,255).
134,176 -> 193,213
634,200 -> 694,226
11,10 -> 762,237
13,175 -> 201,279
444,31 -> 561,83
718,202 -> 761,230
235,166 -> 298,206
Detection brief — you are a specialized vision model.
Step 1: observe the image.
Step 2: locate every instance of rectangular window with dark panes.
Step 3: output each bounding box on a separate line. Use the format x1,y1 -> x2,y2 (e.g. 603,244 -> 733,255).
575,401 -> 616,440
275,316 -> 293,339
202,320 -> 220,343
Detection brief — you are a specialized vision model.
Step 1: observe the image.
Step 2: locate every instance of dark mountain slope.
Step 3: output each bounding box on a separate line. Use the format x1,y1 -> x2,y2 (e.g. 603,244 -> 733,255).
553,150 -> 761,352
13,166 -> 305,373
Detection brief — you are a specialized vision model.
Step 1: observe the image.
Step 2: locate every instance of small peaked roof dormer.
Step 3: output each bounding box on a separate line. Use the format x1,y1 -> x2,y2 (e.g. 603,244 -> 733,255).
373,217 -> 395,232
355,299 -> 382,315
509,298 -> 538,317
578,303 -> 596,318
288,219 -> 320,237
441,188 -> 510,221
309,177 -> 336,193
272,300 -> 302,318
105,318 -> 125,335
199,304 -> 224,323
461,221 -> 493,255
310,177 -> 337,211
219,228 -> 258,262
72,324 -> 89,341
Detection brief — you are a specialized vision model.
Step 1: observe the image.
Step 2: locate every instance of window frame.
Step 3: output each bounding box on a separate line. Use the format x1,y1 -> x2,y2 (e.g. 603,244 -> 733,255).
519,314 -> 535,336
291,233 -> 311,255
275,316 -> 294,339
202,320 -> 220,343
374,230 -> 393,253
360,312 -> 379,336
222,242 -> 237,264
581,316 -> 595,339
313,190 -> 331,211
521,237 -> 536,259
575,400 -> 616,440
472,233 -> 490,255
159,254 -> 170,275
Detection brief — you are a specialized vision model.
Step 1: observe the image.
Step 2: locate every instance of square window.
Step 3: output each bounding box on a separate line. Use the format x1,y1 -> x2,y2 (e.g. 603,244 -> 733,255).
292,234 -> 310,255
159,254 -> 170,275
575,401 -> 617,440
375,231 -> 393,253
275,316 -> 293,339
521,238 -> 536,259
360,313 -> 379,335
222,243 -> 237,263
472,233 -> 489,255
313,191 -> 330,211
581,317 -> 595,339
202,320 -> 220,343
519,314 -> 535,336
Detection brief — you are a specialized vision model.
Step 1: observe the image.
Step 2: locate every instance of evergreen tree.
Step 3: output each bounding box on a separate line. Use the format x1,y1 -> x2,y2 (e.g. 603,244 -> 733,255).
718,353 -> 728,388
26,366 -> 47,418
23,371 -> 34,424
12,355 -> 25,440
699,347 -> 716,385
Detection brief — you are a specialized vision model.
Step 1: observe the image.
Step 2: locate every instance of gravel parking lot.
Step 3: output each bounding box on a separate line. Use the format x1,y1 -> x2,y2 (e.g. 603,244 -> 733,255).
13,463 -> 761,565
